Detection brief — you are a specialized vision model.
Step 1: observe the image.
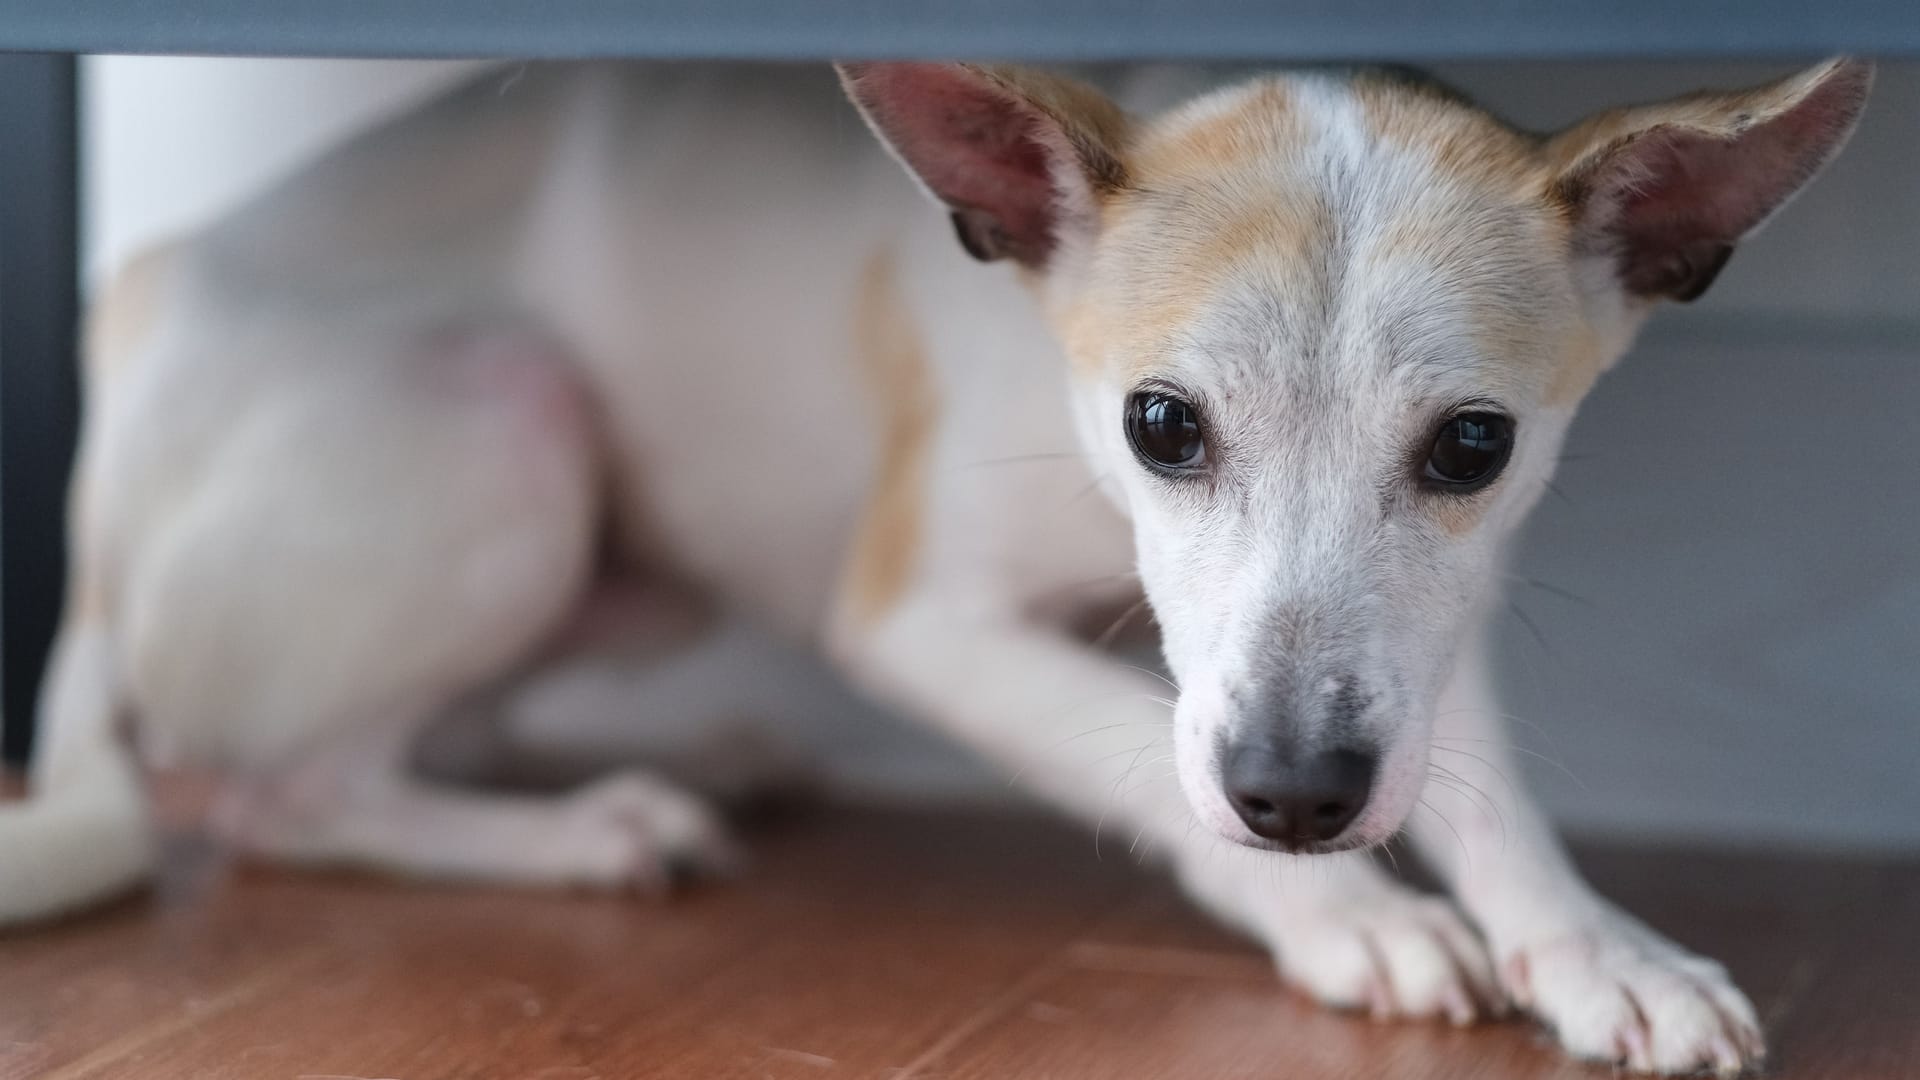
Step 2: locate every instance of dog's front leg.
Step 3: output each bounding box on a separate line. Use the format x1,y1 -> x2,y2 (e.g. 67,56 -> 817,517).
835,591 -> 1499,1023
1410,641 -> 1763,1074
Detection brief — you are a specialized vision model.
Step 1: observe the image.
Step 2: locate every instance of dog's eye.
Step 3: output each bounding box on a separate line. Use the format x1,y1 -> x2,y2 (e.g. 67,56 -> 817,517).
1423,411 -> 1513,491
1126,391 -> 1207,472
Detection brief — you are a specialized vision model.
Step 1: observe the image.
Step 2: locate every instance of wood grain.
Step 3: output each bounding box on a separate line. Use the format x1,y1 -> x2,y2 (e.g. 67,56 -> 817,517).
0,781 -> 1914,1079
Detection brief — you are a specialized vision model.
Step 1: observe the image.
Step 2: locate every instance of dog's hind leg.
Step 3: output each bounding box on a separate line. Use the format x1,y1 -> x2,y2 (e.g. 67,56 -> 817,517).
213,709 -> 739,893
115,317 -> 732,891
214,578 -> 742,892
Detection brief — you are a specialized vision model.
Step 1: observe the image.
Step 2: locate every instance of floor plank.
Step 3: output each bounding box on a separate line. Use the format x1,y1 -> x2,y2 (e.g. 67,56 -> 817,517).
1,790 -> 1915,1080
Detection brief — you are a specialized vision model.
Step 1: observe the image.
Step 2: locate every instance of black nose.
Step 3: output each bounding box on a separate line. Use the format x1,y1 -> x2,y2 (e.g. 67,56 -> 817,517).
1223,744 -> 1376,846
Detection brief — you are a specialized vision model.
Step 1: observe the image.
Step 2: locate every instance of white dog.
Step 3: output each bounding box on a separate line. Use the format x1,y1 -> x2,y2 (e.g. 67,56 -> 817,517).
0,58 -> 1870,1074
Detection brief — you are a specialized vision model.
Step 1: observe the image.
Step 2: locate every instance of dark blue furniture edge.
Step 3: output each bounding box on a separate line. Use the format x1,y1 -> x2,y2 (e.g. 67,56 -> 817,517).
0,1 -> 1918,60
0,53 -> 78,766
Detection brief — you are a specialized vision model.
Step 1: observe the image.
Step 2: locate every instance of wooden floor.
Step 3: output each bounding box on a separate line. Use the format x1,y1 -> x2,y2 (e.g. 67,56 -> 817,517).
2,798 -> 1916,1080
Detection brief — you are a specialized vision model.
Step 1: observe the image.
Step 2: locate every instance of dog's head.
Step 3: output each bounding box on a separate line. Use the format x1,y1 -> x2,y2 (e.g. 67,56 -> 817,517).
839,60 -> 1870,853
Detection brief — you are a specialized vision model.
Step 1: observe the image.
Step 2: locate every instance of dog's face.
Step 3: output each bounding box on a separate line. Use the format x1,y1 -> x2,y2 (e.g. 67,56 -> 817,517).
842,59 -> 1868,852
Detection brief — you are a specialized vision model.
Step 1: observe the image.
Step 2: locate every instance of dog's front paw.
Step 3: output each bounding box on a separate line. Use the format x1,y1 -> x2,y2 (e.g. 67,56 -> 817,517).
1271,888 -> 1504,1025
1503,910 -> 1762,1075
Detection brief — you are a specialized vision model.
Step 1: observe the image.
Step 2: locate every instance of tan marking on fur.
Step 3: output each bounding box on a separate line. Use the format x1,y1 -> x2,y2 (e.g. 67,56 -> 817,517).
1542,319 -> 1613,408
60,576 -> 109,626
1056,82 -> 1319,381
839,249 -> 938,625
66,244 -> 190,631
1431,492 -> 1493,538
1129,80 -> 1298,183
1062,196 -> 1324,382
1351,72 -> 1545,196
84,242 -> 181,385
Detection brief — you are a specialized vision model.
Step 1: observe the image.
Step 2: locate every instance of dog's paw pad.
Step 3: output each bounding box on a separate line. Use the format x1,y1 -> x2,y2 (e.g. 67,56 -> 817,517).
1274,891 -> 1504,1024
1505,919 -> 1762,1075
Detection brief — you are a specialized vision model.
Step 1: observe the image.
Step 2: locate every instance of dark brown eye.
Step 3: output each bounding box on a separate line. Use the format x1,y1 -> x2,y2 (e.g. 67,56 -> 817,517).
1423,411 -> 1514,490
1125,391 -> 1207,472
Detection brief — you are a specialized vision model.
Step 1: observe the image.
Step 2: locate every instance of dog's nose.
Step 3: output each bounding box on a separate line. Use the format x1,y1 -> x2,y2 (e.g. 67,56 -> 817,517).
1223,743 -> 1376,846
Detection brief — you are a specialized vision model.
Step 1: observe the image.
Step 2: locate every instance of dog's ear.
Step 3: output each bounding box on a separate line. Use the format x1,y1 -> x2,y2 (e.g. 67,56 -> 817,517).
836,62 -> 1130,268
1546,57 -> 1872,303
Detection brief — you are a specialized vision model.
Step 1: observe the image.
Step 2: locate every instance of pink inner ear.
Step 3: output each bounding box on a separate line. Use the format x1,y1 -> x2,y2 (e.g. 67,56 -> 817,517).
1595,71 -> 1865,301
846,64 -> 1065,264
1605,129 -> 1753,298
1614,118 -> 1813,244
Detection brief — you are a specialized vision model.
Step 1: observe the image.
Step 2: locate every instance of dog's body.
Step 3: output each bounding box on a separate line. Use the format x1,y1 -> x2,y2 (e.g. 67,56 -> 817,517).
0,59 -> 1871,1074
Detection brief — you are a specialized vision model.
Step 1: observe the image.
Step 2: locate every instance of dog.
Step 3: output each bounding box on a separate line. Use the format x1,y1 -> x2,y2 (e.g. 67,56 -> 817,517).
0,57 -> 1870,1074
